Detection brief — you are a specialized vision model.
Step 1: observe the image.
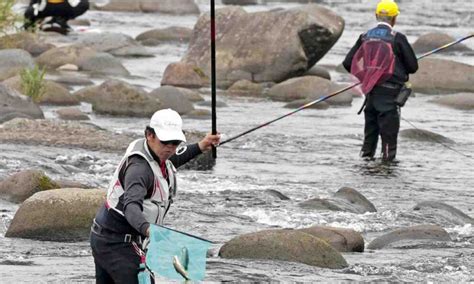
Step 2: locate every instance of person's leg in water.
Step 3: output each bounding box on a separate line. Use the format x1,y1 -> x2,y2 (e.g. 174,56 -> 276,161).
360,102 -> 380,160
379,108 -> 400,161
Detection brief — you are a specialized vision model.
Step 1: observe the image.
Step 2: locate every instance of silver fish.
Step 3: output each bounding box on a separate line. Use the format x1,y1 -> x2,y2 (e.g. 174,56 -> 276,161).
173,247 -> 190,280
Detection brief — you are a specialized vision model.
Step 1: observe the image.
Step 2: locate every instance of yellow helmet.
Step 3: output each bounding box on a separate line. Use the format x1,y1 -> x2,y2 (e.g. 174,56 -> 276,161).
376,0 -> 400,17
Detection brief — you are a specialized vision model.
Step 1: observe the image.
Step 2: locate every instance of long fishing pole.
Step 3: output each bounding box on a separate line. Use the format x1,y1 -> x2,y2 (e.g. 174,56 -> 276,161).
210,0 -> 217,158
416,34 -> 473,60
219,83 -> 359,146
219,34 -> 473,146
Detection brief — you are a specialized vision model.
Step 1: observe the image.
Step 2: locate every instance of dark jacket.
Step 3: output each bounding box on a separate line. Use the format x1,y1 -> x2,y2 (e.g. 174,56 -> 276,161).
343,23 -> 418,86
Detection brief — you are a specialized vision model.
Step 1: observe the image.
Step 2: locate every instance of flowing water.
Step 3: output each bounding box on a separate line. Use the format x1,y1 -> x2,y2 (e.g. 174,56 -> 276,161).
1,0 -> 473,282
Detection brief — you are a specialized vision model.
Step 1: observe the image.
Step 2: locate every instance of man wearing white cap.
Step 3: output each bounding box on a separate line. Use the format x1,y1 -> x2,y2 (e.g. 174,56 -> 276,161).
90,108 -> 220,283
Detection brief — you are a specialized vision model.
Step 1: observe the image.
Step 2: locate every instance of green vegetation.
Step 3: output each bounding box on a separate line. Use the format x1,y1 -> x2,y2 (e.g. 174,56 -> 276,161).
37,175 -> 60,191
0,0 -> 18,36
20,65 -> 46,103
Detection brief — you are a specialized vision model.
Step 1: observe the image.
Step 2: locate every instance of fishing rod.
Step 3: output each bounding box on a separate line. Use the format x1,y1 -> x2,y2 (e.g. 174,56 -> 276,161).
210,0 -> 217,158
219,83 -> 359,146
218,34 -> 473,146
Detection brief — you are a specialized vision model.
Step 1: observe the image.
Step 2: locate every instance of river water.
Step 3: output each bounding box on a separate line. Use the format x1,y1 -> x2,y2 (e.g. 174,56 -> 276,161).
1,0 -> 473,282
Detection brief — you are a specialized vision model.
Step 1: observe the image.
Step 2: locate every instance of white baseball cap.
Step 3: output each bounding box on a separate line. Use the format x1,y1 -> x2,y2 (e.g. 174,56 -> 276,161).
149,109 -> 186,143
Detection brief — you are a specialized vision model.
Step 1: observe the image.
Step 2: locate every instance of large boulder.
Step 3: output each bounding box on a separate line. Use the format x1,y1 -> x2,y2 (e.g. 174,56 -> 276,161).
0,84 -> 44,123
74,80 -> 161,117
148,86 -> 195,115
367,225 -> 451,250
298,226 -> 364,252
0,170 -> 60,203
410,58 -> 474,94
412,32 -> 472,54
219,229 -> 348,268
0,49 -> 36,81
430,93 -> 474,110
95,0 -> 199,14
165,5 -> 344,88
413,201 -> 473,226
299,187 -> 376,214
5,188 -> 105,241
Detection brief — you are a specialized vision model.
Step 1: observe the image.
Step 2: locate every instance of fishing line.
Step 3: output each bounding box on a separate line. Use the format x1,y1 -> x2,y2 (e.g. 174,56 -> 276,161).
218,34 -> 473,146
400,116 -> 473,159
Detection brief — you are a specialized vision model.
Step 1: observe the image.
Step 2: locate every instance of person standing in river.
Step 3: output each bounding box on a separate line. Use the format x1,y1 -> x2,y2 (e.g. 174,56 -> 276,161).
90,108 -> 220,283
343,0 -> 418,161
23,0 -> 90,34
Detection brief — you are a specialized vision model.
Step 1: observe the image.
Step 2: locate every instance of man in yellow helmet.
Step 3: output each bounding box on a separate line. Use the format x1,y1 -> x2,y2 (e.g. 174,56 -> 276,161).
343,0 -> 418,161
24,0 -> 89,34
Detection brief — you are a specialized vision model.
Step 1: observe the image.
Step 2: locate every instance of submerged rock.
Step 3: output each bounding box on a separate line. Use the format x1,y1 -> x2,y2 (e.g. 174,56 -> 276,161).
265,189 -> 290,200
95,0 -> 199,14
226,79 -> 264,97
136,27 -> 192,46
430,93 -> 474,110
367,224 -> 451,250
5,188 -> 104,241
74,32 -> 153,57
219,229 -> 348,269
0,170 -> 60,203
399,128 -> 454,144
298,225 -> 364,252
413,201 -> 473,225
299,187 -> 376,214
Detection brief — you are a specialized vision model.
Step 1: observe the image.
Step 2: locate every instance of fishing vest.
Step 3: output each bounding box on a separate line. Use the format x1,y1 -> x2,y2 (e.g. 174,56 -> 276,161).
106,139 -> 177,225
351,24 -> 398,94
362,24 -> 397,44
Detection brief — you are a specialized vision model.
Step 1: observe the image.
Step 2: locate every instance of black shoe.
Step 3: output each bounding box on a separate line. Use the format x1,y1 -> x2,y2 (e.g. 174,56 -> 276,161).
40,17 -> 71,35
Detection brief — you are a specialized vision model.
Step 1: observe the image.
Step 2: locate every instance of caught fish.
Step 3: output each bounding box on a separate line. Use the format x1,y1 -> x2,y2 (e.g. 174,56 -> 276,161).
173,247 -> 190,280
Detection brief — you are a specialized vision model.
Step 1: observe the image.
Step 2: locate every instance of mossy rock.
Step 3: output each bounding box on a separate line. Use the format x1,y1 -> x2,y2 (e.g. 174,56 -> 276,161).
5,188 -> 105,241
219,229 -> 348,269
0,169 -> 60,203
